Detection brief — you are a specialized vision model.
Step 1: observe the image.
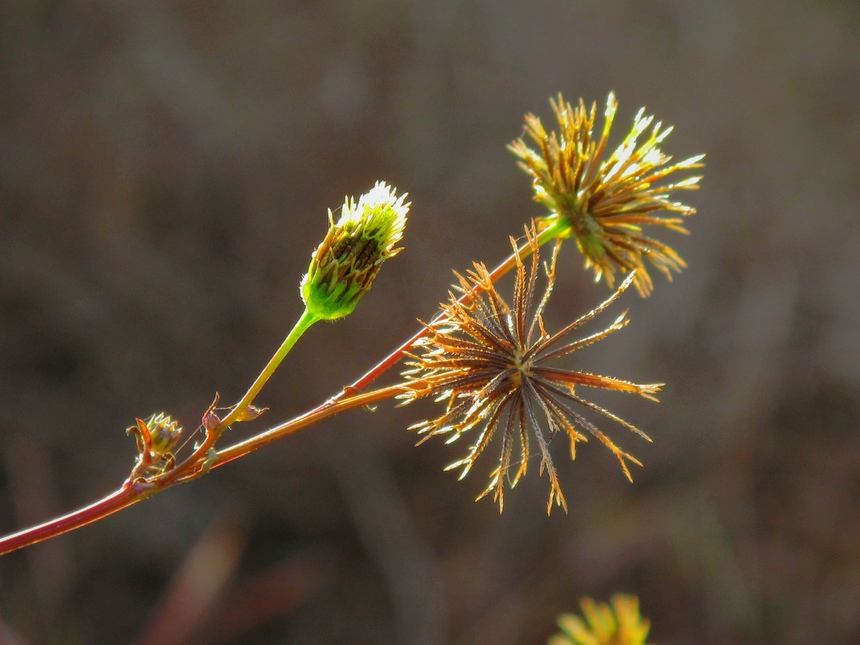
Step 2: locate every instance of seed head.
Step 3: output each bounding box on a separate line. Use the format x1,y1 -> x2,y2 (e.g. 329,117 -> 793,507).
399,225 -> 661,513
301,181 -> 409,320
509,92 -> 704,296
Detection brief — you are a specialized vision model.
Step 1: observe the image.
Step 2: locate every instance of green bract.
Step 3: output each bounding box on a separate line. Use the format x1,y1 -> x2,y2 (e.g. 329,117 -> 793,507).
301,181 -> 409,321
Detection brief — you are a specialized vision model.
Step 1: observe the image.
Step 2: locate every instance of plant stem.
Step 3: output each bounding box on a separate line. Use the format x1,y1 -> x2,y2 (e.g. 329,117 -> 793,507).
219,307 -> 319,430
154,307 -> 320,488
0,384 -> 401,556
0,219 -> 566,557
211,384 -> 405,470
0,483 -> 150,556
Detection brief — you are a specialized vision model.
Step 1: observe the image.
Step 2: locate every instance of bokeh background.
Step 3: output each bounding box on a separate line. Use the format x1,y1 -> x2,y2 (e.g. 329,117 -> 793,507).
1,2 -> 859,644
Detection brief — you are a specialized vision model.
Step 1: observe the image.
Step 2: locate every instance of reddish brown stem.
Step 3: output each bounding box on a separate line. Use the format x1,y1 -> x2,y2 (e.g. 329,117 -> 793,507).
326,225 -> 558,403
0,386 -> 403,556
0,483 -> 149,557
0,221 -> 564,557
212,384 -> 405,469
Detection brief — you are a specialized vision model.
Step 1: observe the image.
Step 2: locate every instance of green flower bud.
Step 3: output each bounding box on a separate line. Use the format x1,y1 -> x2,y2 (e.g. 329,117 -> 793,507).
145,413 -> 183,457
301,181 -> 409,320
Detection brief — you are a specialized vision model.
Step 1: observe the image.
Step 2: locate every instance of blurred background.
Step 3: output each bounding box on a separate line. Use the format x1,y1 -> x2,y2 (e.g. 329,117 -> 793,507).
1,1 -> 859,643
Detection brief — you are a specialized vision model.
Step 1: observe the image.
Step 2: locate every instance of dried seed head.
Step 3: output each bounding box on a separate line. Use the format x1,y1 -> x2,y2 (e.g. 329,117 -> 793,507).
301,181 -> 409,320
509,92 -> 704,296
400,224 -> 661,513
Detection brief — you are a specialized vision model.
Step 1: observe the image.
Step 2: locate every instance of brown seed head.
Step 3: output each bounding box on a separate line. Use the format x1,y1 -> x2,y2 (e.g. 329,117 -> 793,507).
508,92 -> 704,296
399,225 -> 662,513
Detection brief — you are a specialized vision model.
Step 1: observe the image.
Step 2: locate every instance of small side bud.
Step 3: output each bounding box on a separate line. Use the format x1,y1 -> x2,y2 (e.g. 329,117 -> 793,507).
301,181 -> 409,320
202,394 -> 221,432
127,412 -> 184,480
145,413 -> 183,458
236,404 -> 267,422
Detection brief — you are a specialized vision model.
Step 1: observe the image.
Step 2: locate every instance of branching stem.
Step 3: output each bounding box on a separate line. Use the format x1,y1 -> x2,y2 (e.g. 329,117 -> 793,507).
0,221 -> 566,557
0,385 -> 403,556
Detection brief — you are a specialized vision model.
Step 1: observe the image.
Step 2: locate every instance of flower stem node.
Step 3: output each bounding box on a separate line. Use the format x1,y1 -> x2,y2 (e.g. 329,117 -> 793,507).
301,181 -> 410,321
202,394 -> 221,431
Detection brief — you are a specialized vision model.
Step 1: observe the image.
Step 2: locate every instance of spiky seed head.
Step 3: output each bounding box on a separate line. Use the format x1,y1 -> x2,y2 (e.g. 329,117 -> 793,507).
301,181 -> 409,320
509,92 -> 704,296
399,224 -> 662,514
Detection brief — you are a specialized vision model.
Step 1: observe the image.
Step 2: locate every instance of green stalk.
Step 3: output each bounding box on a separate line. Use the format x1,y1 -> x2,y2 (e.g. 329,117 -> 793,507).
218,307 -> 319,430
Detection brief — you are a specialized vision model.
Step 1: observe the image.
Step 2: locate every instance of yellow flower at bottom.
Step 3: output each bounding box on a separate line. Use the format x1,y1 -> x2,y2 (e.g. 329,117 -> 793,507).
549,595 -> 651,645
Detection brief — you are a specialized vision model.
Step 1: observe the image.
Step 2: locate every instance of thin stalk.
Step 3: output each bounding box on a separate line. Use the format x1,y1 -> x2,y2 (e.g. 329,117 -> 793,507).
155,307 -> 319,488
0,384 -> 401,556
211,384 -> 405,470
219,307 -> 319,430
0,483 -> 150,557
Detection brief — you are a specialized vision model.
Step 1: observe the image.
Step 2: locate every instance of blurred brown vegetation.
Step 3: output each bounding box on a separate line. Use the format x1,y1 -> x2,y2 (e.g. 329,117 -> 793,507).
1,2 -> 859,644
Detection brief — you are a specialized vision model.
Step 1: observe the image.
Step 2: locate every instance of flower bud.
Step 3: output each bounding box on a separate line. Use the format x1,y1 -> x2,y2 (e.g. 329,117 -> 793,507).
301,181 -> 409,320
144,412 -> 182,458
